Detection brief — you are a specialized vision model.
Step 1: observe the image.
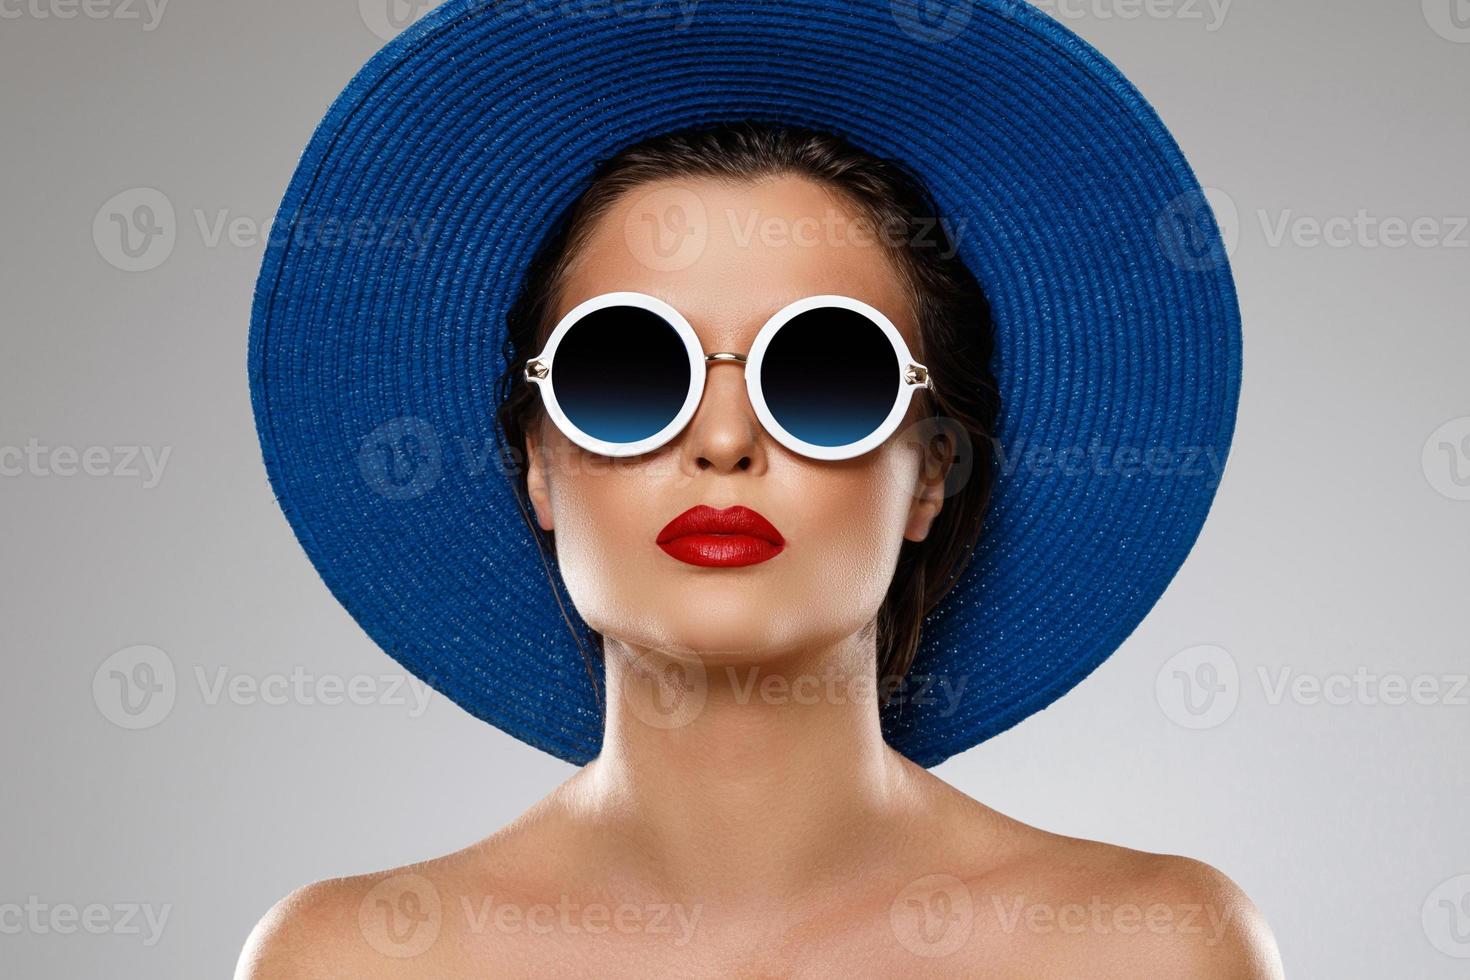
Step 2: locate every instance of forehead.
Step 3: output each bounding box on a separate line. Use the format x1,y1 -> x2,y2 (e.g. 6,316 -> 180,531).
552,175 -> 919,353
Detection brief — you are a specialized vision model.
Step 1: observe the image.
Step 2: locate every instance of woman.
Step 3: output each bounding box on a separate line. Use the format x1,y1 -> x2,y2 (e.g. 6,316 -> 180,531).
238,2 -> 1280,975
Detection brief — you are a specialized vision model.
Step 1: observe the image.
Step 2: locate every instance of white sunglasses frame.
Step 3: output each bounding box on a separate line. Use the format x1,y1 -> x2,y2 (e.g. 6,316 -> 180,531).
523,290 -> 933,461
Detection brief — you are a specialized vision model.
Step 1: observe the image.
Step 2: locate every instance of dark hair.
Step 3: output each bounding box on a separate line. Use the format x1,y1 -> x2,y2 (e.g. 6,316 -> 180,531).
496,119 -> 1001,708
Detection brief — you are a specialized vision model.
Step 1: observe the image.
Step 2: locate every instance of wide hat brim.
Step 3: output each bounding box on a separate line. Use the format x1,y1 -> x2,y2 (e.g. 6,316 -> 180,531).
250,0 -> 1240,768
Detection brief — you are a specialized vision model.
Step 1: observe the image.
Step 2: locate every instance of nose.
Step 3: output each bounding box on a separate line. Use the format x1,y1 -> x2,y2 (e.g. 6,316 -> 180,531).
682,352 -> 763,474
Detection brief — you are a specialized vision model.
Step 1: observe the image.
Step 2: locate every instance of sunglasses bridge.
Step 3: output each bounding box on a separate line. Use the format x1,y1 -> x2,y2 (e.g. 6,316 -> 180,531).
706,351 -> 931,389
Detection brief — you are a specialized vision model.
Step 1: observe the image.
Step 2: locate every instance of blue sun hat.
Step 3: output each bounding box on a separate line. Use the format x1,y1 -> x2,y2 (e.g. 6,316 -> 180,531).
249,0 -> 1239,768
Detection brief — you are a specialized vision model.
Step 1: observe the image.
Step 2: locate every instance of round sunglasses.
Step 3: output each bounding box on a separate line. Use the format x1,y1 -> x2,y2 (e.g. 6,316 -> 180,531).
523,291 -> 932,461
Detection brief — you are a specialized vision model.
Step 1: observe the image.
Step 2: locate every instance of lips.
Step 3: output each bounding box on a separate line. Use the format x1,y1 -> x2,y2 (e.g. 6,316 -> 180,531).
656,504 -> 786,568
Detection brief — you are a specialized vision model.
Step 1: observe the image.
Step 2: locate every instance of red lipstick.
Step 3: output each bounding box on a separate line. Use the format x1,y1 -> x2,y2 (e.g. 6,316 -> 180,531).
655,505 -> 786,568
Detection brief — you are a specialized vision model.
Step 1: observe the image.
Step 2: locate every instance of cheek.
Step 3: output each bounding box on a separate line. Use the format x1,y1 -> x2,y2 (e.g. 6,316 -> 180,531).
542,451 -> 673,628
780,448 -> 919,620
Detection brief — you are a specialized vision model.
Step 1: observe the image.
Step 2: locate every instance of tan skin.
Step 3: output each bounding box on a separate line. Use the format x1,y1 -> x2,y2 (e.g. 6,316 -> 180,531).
236,176 -> 1284,978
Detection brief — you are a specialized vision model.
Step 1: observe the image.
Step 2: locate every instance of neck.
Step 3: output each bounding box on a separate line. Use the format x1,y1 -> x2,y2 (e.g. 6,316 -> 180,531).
577,631 -> 914,904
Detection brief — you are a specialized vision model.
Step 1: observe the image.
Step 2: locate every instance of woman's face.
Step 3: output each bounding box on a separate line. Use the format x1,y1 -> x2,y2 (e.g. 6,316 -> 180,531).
525,175 -> 949,669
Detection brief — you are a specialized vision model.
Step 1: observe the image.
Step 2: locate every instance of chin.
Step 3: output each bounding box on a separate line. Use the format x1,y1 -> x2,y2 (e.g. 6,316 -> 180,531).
629,607 -> 873,677
631,615 -> 787,663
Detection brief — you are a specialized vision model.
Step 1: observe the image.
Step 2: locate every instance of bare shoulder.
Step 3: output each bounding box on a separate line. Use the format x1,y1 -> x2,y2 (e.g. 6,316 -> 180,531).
906,773 -> 1283,977
996,842 -> 1283,978
972,823 -> 1281,975
233,805 -> 564,978
233,872 -> 384,980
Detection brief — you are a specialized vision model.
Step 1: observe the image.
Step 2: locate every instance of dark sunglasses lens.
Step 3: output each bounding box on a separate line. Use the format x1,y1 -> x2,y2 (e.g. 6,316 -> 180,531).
761,307 -> 900,448
553,305 -> 691,444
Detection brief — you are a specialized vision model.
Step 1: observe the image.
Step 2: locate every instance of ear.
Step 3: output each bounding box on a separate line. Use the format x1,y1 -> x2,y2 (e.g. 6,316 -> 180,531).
903,429 -> 953,543
524,418 -> 555,533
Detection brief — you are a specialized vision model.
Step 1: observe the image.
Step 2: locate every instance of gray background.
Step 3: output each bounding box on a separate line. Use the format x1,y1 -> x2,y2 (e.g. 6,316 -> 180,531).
2,1 -> 1467,976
